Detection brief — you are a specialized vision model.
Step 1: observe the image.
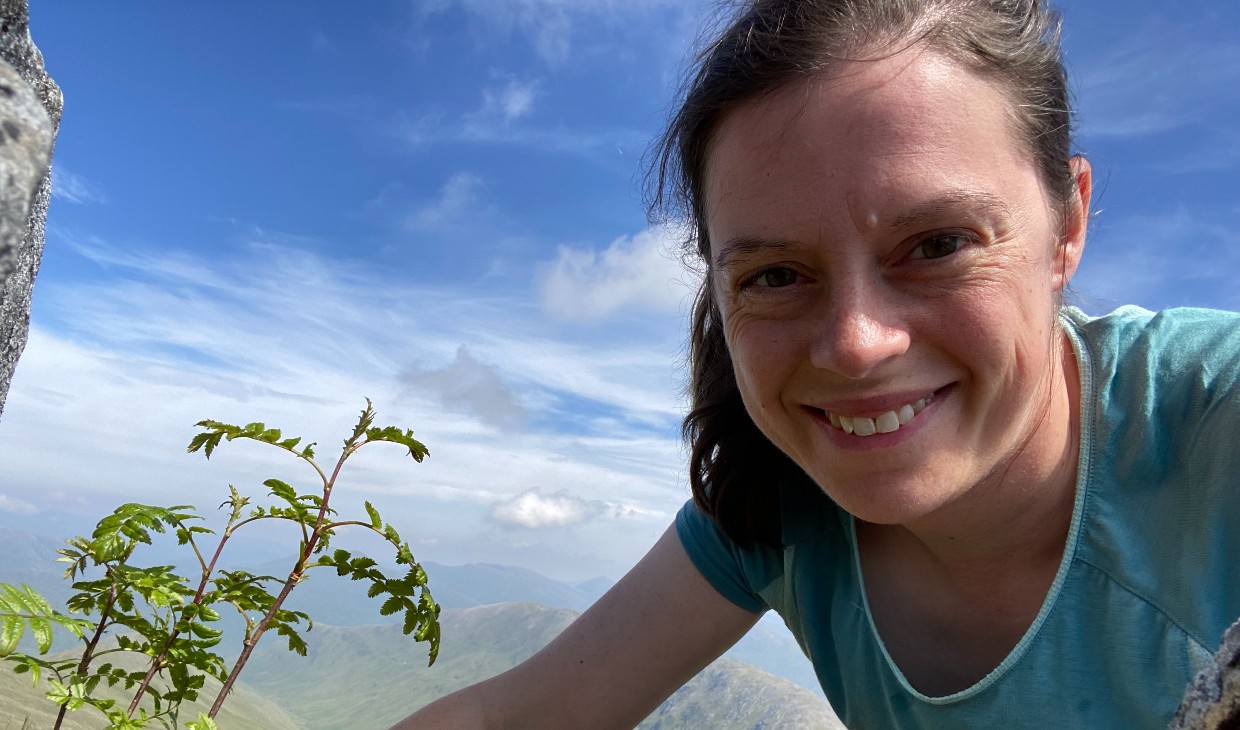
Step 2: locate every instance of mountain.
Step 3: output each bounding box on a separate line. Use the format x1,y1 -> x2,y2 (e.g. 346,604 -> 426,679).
240,602 -> 845,729
1,523 -> 835,724
0,642 -> 305,730
0,528 -> 67,574
257,558 -> 613,626
250,558 -> 821,697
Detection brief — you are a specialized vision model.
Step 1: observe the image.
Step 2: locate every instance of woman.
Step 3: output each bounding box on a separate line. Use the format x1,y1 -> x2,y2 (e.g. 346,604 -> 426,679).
395,0 -> 1240,727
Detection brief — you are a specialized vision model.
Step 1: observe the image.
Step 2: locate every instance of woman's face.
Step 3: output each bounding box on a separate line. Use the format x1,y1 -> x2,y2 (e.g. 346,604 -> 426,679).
704,48 -> 1089,526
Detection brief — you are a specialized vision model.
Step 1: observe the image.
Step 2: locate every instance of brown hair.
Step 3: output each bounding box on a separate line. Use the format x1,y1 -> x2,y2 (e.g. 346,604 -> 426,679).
649,0 -> 1076,547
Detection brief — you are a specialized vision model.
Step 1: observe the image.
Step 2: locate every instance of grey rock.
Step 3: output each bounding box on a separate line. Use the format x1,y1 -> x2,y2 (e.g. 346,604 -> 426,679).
0,63 -> 50,293
0,0 -> 61,421
1170,617 -> 1240,729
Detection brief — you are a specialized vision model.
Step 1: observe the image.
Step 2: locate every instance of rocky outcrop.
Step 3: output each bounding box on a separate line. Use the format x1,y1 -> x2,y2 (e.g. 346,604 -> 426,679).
0,0 -> 60,421
1171,617 -> 1240,729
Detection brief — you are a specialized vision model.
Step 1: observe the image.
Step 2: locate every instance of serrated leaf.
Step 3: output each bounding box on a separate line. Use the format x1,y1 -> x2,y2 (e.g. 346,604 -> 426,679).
0,616 -> 22,656
277,622 -> 308,656
364,501 -> 382,529
264,478 -> 297,502
30,617 -> 52,653
187,712 -> 220,730
350,556 -> 378,572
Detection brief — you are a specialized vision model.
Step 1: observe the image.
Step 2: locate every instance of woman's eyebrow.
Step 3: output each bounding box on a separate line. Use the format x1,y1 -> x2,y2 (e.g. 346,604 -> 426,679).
711,191 -> 1010,269
888,190 -> 1011,229
712,236 -> 797,270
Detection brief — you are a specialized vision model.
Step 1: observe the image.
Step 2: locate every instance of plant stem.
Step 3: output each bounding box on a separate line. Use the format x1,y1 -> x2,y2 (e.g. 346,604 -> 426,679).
208,444 -> 355,719
206,569 -> 300,719
54,584 -> 116,730
127,528 -> 232,716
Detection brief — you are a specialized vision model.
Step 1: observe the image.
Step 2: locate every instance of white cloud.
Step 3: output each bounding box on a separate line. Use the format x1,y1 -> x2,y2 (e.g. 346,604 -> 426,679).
1072,207 -> 1240,312
540,225 -> 701,323
420,0 -> 692,65
490,489 -> 598,528
0,493 -> 38,515
397,77 -> 648,158
488,488 -> 645,529
480,78 -> 538,123
1075,23 -> 1240,139
404,172 -> 485,231
0,227 -> 692,579
51,166 -> 107,205
403,345 -> 525,428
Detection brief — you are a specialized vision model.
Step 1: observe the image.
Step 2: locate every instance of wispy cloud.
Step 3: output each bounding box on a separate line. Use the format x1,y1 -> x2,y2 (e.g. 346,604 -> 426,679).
398,79 -> 643,158
51,166 -> 107,205
1,226 -> 693,577
477,78 -> 539,124
540,225 -> 701,323
403,345 -> 525,429
1072,207 -> 1240,312
419,0 -> 687,65
405,172 -> 487,231
0,493 -> 38,515
1074,20 -> 1240,139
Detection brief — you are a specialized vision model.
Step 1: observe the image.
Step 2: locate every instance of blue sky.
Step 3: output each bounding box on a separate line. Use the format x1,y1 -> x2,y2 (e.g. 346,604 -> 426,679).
2,0 -> 1237,581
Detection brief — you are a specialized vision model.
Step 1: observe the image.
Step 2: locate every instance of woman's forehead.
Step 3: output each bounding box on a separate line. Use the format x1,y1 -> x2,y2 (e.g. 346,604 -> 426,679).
703,49 -> 1042,240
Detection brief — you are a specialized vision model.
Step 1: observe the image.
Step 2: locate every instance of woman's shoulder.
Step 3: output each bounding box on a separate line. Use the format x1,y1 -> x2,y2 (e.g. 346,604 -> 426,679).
1065,304 -> 1240,355
1065,305 -> 1240,394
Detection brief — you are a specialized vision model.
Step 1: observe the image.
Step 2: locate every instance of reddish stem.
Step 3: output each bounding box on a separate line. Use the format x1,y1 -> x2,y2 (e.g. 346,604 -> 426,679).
207,446 -> 352,719
126,528 -> 232,716
54,584 -> 116,730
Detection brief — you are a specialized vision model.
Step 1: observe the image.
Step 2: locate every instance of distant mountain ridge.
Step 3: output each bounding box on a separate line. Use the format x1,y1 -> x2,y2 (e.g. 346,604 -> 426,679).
1,523 -> 841,727
242,602 -> 845,729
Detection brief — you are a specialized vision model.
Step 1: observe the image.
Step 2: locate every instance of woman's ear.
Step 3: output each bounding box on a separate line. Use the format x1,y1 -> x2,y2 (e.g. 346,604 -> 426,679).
1055,156 -> 1092,291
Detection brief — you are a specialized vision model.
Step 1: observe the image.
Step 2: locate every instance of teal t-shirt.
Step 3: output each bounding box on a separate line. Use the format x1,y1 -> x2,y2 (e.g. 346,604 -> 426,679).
676,306 -> 1240,729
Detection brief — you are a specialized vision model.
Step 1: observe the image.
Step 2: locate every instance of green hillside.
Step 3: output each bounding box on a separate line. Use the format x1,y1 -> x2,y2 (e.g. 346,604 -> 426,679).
0,645 -> 304,730
241,602 -> 844,729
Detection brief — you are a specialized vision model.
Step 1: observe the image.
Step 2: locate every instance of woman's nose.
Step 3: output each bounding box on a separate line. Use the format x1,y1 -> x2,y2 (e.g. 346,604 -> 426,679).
809,280 -> 910,380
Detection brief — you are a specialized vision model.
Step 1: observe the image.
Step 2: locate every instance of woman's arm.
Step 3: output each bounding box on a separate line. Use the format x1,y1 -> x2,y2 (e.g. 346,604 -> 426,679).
390,523 -> 762,729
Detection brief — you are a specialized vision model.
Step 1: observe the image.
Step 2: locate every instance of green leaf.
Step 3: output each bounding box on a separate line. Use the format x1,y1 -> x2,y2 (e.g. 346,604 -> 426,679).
0,615 -> 22,656
379,596 -> 405,616
364,501 -> 382,529
187,712 -> 219,730
349,556 -> 378,573
364,425 -> 430,462
29,617 -> 52,653
264,478 -> 297,502
186,431 -> 225,459
277,622 -> 308,657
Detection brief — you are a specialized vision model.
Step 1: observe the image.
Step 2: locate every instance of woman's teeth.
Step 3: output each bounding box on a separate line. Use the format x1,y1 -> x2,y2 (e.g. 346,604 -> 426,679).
826,396 -> 930,437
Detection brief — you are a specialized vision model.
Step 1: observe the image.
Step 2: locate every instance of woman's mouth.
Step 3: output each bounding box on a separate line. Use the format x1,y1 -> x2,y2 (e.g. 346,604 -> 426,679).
824,393 -> 934,437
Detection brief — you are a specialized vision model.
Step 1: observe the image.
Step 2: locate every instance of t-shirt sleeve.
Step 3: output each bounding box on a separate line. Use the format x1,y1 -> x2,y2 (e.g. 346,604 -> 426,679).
675,499 -> 772,614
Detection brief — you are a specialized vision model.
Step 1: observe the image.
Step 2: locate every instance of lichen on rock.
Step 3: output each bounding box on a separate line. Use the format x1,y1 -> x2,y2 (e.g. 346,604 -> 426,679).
0,0 -> 61,421
1171,617 -> 1240,730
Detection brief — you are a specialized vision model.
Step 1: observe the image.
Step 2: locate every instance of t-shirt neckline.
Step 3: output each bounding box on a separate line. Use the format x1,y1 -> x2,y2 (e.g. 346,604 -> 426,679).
845,309 -> 1098,705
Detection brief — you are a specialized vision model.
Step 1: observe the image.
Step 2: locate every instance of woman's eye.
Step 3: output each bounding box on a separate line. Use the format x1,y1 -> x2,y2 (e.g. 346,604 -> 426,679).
747,267 -> 799,289
912,234 -> 969,260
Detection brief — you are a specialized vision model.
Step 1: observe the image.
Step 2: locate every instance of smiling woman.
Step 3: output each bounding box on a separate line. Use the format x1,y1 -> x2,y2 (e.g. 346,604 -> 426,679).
393,0 -> 1240,728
